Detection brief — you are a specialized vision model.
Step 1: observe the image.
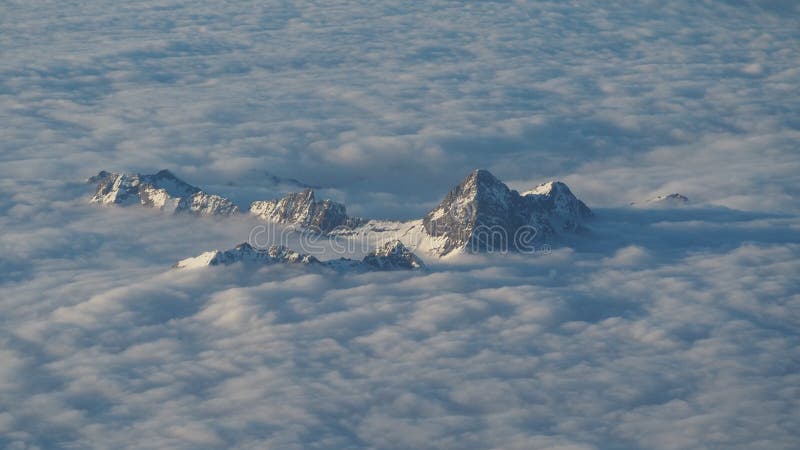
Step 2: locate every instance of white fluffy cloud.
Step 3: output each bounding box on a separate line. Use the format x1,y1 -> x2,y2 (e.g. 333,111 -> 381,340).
3,1 -> 799,215
1,198 -> 798,448
2,0 -> 799,448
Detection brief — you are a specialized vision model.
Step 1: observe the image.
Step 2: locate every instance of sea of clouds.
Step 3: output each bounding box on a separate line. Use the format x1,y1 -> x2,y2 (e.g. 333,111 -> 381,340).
2,1 -> 799,449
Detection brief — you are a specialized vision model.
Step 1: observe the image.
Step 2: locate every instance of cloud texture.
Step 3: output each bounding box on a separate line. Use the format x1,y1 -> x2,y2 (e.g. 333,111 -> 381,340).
2,0 -> 799,216
1,0 -> 799,449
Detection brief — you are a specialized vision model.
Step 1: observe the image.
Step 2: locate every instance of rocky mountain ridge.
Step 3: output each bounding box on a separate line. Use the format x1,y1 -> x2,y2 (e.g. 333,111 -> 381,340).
88,168 -> 594,259
88,170 -> 239,216
421,170 -> 592,255
250,189 -> 364,233
175,240 -> 425,272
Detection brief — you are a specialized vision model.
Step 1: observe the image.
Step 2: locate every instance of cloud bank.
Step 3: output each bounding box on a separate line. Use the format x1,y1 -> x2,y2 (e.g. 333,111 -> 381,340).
2,0 -> 799,216
1,197 -> 798,449
1,0 -> 799,449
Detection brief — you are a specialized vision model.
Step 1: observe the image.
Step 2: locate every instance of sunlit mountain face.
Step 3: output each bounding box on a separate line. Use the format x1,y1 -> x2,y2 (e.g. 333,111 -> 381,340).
1,1 -> 799,449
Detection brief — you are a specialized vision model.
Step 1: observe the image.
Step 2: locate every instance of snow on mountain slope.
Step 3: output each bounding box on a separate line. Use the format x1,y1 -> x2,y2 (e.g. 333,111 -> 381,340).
327,170 -> 593,257
249,189 -> 364,233
422,169 -> 525,256
176,240 -> 425,272
89,170 -> 239,216
89,168 -> 591,258
175,243 -> 320,269
327,218 -> 456,258
419,170 -> 591,256
362,239 -> 426,270
521,181 -> 593,232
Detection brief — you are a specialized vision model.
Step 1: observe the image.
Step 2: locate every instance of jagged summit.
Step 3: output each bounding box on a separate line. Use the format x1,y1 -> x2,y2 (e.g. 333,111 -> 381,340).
522,180 -> 592,230
250,189 -> 364,233
86,168 -> 594,260
423,169 -> 519,225
362,240 -> 425,270
464,169 -> 518,208
89,170 -> 239,216
176,240 -> 426,272
174,243 -> 320,269
523,181 -> 584,206
421,170 -> 592,255
467,168 -> 503,185
423,169 -> 524,255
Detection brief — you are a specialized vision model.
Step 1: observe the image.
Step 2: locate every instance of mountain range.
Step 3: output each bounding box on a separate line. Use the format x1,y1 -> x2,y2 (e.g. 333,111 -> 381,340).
250,189 -> 366,233
88,168 -> 602,268
176,240 -> 425,272
88,170 -> 239,216
88,169 -> 597,258
420,169 -> 592,255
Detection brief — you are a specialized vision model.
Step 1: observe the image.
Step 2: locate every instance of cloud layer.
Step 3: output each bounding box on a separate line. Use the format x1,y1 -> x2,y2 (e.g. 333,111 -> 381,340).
2,0 -> 799,216
2,1 -> 799,449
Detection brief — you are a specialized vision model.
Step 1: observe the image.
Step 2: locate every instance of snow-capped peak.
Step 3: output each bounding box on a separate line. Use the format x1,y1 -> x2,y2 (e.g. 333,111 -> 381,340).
176,240 -> 426,272
420,170 -> 592,255
523,180 -> 566,197
362,240 -> 426,270
249,189 -> 363,233
174,243 -> 320,269
522,180 -> 593,229
465,169 -> 514,201
422,169 -> 519,254
89,170 -> 239,216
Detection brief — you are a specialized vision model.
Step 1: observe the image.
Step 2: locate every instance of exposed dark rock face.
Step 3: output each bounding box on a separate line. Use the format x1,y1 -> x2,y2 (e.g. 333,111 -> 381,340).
423,169 -> 592,255
174,242 -> 321,268
176,240 -> 425,272
362,240 -> 425,270
89,168 -> 593,259
250,189 -> 363,233
89,170 -> 239,216
521,181 -> 593,232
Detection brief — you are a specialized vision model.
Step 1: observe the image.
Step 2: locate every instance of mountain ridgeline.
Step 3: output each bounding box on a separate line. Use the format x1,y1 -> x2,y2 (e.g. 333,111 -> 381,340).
250,189 -> 365,233
87,168 -> 595,260
89,170 -> 239,216
175,240 -> 425,272
422,170 -> 592,254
